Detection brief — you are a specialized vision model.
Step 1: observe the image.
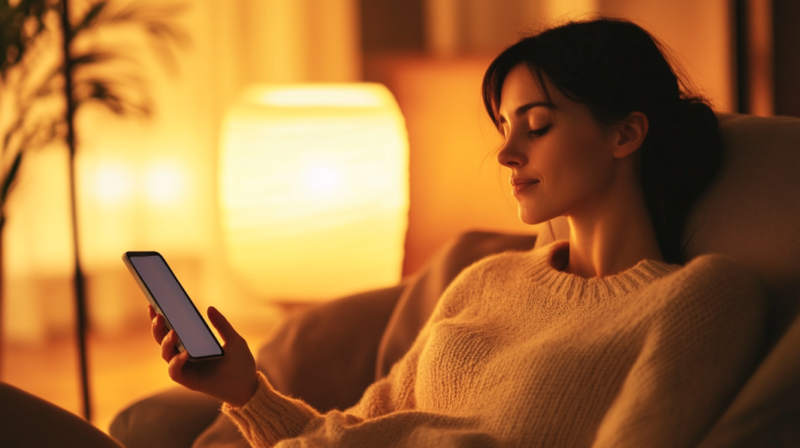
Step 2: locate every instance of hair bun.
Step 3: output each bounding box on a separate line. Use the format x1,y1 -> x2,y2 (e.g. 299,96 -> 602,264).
676,97 -> 716,123
673,97 -> 719,159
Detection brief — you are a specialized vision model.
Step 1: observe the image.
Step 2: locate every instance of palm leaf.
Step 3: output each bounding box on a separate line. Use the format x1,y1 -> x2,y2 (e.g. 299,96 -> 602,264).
72,1 -> 188,44
72,75 -> 152,117
0,0 -> 58,77
1,0 -> 187,208
68,1 -> 189,74
68,0 -> 107,36
1,150 -> 22,206
70,50 -> 117,68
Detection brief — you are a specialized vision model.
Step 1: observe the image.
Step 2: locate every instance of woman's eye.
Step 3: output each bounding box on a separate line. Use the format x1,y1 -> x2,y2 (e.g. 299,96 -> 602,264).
528,125 -> 551,137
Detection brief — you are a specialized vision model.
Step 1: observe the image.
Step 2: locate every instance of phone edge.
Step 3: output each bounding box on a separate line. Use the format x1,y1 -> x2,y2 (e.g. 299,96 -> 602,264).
122,251 -> 225,362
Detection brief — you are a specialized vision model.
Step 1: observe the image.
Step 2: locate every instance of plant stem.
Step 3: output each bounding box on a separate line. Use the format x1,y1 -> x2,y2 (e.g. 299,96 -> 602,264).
0,216 -> 4,380
60,0 -> 92,422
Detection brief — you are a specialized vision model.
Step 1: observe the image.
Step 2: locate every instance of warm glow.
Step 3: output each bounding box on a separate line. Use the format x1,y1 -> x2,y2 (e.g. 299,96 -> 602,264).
93,162 -> 134,205
83,158 -> 188,209
304,165 -> 342,195
144,162 -> 186,205
259,88 -> 382,107
219,84 -> 409,301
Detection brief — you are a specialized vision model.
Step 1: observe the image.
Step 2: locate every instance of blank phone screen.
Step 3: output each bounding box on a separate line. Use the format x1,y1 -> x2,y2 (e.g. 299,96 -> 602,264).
129,255 -> 222,358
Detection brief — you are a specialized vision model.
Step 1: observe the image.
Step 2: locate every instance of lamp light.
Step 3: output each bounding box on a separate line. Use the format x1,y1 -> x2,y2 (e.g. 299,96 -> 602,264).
219,84 -> 409,301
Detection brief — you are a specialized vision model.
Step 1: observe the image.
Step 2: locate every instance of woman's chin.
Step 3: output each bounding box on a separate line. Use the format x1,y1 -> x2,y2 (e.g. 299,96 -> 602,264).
517,209 -> 552,226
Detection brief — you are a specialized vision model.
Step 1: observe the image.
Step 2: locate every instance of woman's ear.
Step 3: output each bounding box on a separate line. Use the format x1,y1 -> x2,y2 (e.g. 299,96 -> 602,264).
613,111 -> 648,158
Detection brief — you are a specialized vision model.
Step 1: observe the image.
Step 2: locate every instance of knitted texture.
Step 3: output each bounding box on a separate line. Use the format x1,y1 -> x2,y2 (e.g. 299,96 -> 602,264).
223,241 -> 766,448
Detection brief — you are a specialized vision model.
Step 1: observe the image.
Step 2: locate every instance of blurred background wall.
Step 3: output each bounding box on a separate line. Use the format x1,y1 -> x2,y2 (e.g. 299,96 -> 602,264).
2,0 -> 791,348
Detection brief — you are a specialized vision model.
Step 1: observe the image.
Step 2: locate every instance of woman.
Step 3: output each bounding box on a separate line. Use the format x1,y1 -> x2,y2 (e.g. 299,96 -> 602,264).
0,18 -> 765,448
149,18 -> 764,447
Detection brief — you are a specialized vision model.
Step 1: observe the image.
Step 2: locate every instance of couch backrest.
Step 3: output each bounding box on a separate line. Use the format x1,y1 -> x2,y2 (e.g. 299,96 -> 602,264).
687,114 -> 800,336
535,113 -> 800,337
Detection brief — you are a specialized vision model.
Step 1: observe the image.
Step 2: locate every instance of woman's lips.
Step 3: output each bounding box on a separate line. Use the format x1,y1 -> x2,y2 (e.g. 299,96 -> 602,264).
510,177 -> 540,195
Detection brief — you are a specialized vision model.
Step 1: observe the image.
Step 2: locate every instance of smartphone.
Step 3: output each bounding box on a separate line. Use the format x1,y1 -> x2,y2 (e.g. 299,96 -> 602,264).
122,251 -> 224,361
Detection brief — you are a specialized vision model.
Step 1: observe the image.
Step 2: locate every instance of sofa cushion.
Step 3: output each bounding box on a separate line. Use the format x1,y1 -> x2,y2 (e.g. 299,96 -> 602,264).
685,114 -> 800,336
255,284 -> 403,412
109,387 -> 222,448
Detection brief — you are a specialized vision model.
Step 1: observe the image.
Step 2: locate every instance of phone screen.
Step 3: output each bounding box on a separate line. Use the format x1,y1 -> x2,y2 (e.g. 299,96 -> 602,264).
127,253 -> 223,359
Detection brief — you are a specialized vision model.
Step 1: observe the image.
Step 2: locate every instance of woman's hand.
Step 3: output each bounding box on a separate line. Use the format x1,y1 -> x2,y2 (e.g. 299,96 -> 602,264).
149,305 -> 259,407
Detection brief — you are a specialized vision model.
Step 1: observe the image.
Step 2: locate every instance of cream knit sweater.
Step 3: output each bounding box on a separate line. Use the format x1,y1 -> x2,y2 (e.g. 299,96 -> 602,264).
223,241 -> 766,448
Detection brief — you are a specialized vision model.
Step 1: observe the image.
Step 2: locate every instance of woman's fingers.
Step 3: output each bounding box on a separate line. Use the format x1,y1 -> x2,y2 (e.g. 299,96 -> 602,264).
207,306 -> 241,344
167,350 -> 190,386
161,329 -> 180,363
148,304 -> 156,320
151,313 -> 169,344
150,305 -> 258,405
152,306 -> 259,405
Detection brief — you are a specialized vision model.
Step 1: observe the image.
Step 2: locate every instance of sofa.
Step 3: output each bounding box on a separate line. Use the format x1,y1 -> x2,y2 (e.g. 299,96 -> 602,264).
110,113 -> 800,447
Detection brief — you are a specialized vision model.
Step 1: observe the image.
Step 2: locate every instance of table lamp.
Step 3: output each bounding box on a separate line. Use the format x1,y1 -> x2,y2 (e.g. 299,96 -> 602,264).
219,83 -> 409,301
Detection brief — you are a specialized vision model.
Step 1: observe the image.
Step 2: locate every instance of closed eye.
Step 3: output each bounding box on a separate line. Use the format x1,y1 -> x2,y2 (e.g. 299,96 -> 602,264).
529,125 -> 551,137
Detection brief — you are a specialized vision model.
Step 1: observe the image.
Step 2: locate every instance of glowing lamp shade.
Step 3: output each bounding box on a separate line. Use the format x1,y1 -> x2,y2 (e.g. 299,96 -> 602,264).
219,84 -> 409,301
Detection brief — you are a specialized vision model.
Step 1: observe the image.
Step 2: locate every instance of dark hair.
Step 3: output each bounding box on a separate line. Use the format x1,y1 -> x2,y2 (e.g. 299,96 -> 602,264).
482,18 -> 721,264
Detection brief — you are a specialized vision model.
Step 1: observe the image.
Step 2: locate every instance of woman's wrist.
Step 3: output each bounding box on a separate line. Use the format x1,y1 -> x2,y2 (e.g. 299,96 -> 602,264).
228,372 -> 260,408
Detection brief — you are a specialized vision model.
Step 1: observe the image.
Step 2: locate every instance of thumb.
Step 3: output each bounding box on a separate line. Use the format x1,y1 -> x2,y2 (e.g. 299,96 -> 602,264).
207,306 -> 239,343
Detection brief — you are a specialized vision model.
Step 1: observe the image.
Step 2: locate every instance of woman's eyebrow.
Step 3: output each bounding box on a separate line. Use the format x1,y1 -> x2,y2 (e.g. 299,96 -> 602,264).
498,101 -> 556,123
514,102 -> 554,117
498,102 -> 554,125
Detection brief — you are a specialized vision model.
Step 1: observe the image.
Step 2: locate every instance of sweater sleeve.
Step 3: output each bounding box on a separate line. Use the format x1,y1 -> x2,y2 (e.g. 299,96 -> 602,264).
591,256 -> 767,448
222,299 -> 496,448
221,350 -> 425,448
222,310 -> 433,447
222,372 -> 319,447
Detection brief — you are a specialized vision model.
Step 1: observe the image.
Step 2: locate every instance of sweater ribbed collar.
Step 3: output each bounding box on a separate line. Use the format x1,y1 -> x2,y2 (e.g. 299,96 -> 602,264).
526,240 -> 680,302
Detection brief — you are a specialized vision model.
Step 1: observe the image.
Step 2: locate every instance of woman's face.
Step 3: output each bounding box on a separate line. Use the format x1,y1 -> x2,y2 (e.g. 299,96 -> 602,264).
496,64 -> 621,225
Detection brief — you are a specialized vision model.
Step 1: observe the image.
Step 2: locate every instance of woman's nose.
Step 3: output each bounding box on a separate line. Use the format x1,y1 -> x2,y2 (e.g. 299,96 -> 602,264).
497,136 -> 526,168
